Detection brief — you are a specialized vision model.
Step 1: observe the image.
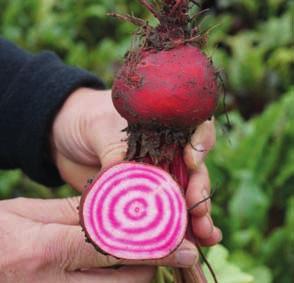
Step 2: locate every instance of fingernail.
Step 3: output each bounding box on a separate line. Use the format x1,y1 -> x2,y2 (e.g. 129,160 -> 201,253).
216,228 -> 223,242
175,249 -> 198,267
192,144 -> 206,167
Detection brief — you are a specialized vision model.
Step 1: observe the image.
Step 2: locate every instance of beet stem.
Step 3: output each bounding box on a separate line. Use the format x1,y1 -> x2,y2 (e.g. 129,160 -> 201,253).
108,12 -> 148,27
139,0 -> 161,20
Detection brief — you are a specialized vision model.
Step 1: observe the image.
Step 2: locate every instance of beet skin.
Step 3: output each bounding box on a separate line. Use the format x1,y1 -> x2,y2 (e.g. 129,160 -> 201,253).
112,44 -> 218,129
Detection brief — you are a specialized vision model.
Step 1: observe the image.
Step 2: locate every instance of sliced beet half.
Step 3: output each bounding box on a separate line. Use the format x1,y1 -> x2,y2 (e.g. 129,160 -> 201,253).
80,162 -> 187,260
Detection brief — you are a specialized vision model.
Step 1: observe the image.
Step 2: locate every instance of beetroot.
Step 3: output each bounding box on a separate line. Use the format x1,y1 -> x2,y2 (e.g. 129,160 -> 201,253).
113,45 -> 217,129
81,1 -> 218,282
111,1 -> 218,282
80,162 -> 187,260
111,0 -> 218,165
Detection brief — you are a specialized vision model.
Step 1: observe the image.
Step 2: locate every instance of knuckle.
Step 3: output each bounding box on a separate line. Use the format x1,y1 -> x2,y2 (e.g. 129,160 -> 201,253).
41,228 -> 63,267
60,229 -> 81,270
30,246 -> 52,271
41,224 -> 76,269
62,197 -> 80,220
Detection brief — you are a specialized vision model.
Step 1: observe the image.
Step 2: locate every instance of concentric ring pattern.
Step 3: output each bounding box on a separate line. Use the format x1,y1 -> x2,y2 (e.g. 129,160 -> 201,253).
82,162 -> 187,259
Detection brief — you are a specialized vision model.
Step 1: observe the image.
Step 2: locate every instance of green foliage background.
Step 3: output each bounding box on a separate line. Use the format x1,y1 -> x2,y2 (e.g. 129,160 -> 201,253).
0,1 -> 293,282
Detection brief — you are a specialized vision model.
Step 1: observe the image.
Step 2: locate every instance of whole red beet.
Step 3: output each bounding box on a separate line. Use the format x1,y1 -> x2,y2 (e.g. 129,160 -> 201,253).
112,44 -> 217,129
111,0 -> 218,165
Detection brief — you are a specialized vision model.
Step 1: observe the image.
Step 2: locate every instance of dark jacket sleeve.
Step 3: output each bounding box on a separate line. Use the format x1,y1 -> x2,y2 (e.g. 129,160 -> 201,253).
0,38 -> 105,187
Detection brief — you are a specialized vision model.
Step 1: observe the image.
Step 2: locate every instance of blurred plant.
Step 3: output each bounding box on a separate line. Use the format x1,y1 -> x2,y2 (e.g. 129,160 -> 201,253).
207,88 -> 294,283
202,0 -> 293,118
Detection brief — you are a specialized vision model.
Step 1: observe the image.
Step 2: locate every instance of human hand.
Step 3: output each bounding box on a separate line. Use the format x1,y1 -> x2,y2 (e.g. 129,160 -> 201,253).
51,88 -> 128,191
184,118 -> 222,246
51,87 -> 221,248
0,197 -> 199,283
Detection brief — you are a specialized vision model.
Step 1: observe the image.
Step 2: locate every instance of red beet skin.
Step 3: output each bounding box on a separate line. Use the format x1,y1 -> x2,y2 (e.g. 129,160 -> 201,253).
80,162 -> 187,260
112,45 -> 218,128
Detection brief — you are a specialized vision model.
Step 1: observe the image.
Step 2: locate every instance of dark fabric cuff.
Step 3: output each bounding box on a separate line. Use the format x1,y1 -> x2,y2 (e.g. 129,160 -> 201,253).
0,51 -> 105,187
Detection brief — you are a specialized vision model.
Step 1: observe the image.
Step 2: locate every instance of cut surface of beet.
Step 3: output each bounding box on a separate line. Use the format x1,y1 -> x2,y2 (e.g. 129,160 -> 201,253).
80,162 -> 187,260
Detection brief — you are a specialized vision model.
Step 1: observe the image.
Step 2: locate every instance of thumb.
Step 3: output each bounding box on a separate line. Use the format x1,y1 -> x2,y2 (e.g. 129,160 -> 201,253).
87,124 -> 127,168
52,223 -> 198,271
123,239 -> 199,268
86,100 -> 128,168
98,142 -> 128,168
68,266 -> 155,283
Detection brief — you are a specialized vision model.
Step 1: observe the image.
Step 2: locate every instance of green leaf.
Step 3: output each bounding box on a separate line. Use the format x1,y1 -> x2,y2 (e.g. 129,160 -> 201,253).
203,245 -> 254,283
258,13 -> 293,50
80,5 -> 107,19
260,228 -> 286,263
229,173 -> 270,229
227,33 -> 265,91
249,266 -> 273,283
230,250 -> 256,270
0,170 -> 22,199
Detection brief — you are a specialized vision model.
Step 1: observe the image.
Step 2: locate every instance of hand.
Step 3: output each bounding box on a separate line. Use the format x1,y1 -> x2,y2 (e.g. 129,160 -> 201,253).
51,87 -> 220,251
184,119 -> 222,246
0,197 -> 198,283
51,88 -> 128,190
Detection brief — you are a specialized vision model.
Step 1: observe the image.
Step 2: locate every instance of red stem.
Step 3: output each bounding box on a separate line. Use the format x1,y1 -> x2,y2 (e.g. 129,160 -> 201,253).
170,148 -> 207,283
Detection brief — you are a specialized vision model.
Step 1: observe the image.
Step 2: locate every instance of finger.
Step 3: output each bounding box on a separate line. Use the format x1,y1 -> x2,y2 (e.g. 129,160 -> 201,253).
41,224 -> 122,271
186,164 -> 211,217
68,266 -> 155,283
87,100 -> 128,168
1,197 -> 80,225
123,239 -> 199,268
45,224 -> 198,271
99,141 -> 128,168
198,227 -> 222,247
184,118 -> 216,170
191,214 -> 214,240
56,153 -> 99,192
88,134 -> 127,169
